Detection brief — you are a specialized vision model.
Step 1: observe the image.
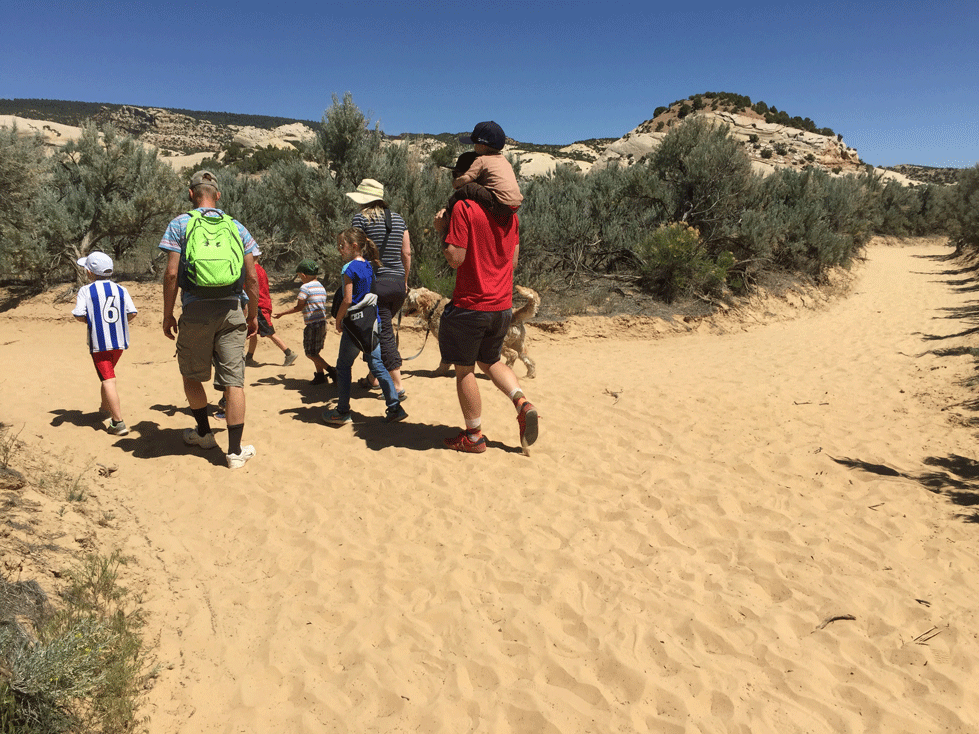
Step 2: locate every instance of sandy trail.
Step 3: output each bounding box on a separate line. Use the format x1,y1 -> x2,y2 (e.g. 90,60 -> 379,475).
2,240 -> 978,733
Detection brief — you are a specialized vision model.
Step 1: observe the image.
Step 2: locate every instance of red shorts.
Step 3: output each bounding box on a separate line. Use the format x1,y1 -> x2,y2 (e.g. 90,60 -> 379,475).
92,349 -> 123,381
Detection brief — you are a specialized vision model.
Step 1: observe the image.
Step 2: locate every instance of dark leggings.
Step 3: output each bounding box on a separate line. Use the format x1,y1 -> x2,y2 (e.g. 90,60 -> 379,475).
374,276 -> 406,372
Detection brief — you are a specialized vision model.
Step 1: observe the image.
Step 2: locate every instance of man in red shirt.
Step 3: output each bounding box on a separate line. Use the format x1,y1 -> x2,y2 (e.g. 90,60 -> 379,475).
435,198 -> 539,455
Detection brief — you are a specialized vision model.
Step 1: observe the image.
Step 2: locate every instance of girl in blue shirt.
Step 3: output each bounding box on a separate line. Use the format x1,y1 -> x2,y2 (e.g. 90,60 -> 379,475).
324,229 -> 408,425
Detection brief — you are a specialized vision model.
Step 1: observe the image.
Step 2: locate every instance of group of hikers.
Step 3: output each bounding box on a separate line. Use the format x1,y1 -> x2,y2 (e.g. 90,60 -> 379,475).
72,121 -> 540,468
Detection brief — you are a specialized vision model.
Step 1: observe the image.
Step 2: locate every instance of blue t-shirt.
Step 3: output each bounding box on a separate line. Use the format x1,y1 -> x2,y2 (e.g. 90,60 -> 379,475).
340,259 -> 375,305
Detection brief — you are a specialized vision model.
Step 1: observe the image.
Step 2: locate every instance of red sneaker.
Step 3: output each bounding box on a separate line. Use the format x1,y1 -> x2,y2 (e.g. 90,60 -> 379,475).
444,430 -> 487,453
516,402 -> 539,455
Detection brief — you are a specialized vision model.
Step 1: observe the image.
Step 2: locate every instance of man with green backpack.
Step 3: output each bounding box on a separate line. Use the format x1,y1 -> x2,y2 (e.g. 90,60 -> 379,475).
160,170 -> 260,469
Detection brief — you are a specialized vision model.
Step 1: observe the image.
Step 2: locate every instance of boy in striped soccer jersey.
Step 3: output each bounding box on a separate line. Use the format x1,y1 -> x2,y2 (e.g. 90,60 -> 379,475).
72,252 -> 137,436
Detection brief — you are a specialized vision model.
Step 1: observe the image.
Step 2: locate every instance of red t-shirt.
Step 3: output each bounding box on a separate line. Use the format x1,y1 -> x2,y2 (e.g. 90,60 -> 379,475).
446,201 -> 519,311
255,262 -> 272,313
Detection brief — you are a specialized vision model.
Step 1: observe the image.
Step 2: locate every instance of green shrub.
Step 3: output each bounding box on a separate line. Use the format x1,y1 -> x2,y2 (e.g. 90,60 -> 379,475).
234,144 -> 301,174
0,552 -> 149,733
414,259 -> 455,296
740,168 -> 872,278
748,134 -> 759,144
646,117 -> 753,255
430,142 -> 458,169
761,148 -> 773,159
635,223 -> 733,303
316,92 -> 382,191
0,123 -> 180,286
773,142 -> 788,156
191,155 -> 224,171
948,165 -> 979,255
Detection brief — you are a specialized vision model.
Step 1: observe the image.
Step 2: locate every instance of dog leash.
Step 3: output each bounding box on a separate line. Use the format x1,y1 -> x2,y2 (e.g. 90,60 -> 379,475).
401,327 -> 431,361
400,296 -> 445,362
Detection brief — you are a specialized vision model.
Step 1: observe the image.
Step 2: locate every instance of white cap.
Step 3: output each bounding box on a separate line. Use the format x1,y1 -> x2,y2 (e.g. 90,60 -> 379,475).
77,252 -> 114,277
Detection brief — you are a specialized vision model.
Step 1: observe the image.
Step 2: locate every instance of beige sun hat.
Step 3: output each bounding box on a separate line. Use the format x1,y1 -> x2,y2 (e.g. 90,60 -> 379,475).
345,178 -> 386,206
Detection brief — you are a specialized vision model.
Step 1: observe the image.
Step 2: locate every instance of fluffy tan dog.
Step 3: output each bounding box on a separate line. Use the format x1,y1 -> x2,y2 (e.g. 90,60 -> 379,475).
402,285 -> 540,378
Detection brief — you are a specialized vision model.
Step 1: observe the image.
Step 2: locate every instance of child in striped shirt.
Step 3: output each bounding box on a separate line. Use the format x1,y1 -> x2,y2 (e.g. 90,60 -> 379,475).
72,252 -> 137,436
274,259 -> 337,385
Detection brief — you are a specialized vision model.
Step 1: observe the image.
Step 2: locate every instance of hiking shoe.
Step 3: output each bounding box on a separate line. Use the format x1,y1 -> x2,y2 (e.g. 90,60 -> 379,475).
326,365 -> 339,383
323,409 -> 352,425
283,350 -> 298,367
397,390 -> 407,402
516,402 -> 539,455
444,430 -> 487,453
226,445 -> 256,469
311,372 -> 327,385
245,355 -> 259,367
358,376 -> 379,390
183,427 -> 218,449
385,404 -> 408,423
106,419 -> 129,436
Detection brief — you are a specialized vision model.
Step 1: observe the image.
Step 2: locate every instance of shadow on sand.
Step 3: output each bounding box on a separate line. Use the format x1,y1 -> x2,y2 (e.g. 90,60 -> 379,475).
831,454 -> 979,522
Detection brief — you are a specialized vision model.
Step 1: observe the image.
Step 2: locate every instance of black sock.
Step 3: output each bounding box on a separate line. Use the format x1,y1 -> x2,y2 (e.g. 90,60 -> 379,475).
192,407 -> 211,437
227,423 -> 244,455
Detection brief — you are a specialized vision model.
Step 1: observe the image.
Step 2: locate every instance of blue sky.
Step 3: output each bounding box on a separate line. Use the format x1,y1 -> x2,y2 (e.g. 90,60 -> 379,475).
2,0 -> 976,168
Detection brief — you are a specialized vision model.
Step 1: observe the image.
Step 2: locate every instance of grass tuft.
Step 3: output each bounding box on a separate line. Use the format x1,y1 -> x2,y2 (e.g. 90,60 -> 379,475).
0,551 -> 150,733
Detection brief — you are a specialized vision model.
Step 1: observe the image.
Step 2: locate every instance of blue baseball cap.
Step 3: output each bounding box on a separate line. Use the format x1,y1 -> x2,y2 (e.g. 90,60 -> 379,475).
459,121 -> 506,150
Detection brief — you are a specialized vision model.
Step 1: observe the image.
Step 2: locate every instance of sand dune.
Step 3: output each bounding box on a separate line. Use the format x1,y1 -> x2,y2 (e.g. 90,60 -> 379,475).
2,238 -> 978,733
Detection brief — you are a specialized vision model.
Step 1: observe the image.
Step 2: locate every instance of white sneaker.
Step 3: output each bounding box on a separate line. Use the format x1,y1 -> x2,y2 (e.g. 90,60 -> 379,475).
226,445 -> 256,469
183,427 -> 218,449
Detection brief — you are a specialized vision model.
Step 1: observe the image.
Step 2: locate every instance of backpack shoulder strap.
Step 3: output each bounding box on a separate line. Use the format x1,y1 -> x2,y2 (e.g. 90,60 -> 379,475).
184,209 -> 203,237
380,208 -> 393,255
219,212 -> 244,246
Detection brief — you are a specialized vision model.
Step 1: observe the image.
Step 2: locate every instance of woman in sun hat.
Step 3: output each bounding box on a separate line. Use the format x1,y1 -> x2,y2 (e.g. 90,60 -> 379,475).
346,178 -> 411,399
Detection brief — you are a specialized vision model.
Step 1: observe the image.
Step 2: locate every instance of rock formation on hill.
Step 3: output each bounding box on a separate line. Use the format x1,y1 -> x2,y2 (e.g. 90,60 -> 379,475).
94,106 -> 233,153
501,96 -> 922,185
882,164 -> 960,186
93,105 -> 317,155
0,97 -> 951,186
593,107 -> 863,175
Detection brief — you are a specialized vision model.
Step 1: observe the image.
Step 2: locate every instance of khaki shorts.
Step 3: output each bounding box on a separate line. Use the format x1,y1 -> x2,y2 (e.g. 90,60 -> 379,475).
176,299 -> 246,386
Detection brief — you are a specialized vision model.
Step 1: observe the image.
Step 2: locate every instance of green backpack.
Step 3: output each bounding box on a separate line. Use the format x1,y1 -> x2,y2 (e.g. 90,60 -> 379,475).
178,210 -> 245,298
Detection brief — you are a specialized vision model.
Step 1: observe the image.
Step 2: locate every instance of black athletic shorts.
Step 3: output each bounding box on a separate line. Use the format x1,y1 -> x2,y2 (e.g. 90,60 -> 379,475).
438,303 -> 512,366
257,308 -> 275,338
